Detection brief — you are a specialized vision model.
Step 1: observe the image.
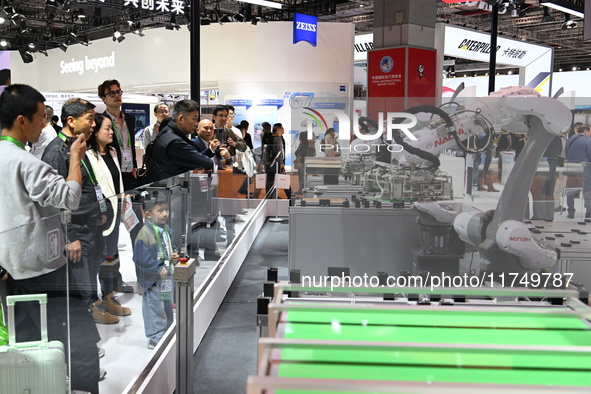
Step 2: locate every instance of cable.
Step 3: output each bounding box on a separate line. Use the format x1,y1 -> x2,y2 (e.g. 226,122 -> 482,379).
450,109 -> 495,154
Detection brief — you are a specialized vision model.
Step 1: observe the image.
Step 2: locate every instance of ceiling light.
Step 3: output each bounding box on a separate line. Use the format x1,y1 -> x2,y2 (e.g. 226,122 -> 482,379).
562,15 -> 578,30
572,66 -> 577,71
541,7 -> 554,22
166,15 -> 180,30
559,68 -> 563,72
19,49 -> 34,64
0,39 -> 8,48
113,30 -> 125,43
234,0 -> 282,9
508,70 -> 513,75
0,17 -> 5,25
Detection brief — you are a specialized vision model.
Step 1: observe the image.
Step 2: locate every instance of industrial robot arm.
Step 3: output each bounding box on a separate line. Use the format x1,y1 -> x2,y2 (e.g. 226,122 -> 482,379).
405,87 -> 571,272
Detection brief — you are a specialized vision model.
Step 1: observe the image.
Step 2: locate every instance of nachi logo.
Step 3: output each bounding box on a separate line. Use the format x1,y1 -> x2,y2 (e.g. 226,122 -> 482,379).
296,22 -> 317,32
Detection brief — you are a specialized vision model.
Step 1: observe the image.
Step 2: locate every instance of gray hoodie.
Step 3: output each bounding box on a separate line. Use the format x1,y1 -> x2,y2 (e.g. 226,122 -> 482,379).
0,140 -> 81,279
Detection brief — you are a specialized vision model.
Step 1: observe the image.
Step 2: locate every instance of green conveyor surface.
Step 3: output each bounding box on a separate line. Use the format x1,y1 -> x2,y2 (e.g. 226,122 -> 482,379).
272,308 -> 591,393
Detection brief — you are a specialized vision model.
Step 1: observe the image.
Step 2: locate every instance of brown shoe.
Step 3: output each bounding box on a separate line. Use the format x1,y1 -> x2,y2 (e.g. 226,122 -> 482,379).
103,293 -> 131,316
91,301 -> 119,324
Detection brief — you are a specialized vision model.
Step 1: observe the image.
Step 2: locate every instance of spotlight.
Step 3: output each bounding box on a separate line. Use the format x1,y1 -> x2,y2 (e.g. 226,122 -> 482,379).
68,31 -> 77,43
73,9 -> 86,23
19,49 -> 34,64
166,15 -> 180,30
43,26 -> 53,39
0,39 -> 9,48
113,30 -> 125,43
541,7 -> 554,23
572,66 -> 578,71
562,13 -> 578,30
132,22 -> 145,36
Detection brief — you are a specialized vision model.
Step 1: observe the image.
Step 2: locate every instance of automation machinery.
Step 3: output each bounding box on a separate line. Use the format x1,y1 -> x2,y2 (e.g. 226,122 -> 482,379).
342,87 -> 572,274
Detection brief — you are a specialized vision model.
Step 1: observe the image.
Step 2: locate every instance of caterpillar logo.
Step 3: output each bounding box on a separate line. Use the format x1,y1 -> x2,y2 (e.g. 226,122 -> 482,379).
296,22 -> 316,32
458,39 -> 501,54
509,237 -> 531,242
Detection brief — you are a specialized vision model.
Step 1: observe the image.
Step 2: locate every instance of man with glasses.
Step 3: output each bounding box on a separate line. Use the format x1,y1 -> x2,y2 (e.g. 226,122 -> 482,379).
212,104 -> 247,158
143,103 -> 170,148
98,79 -> 136,294
98,79 -> 137,191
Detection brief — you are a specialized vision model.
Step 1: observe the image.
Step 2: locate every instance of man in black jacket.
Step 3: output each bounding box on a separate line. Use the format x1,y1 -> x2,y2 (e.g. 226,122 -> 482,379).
148,99 -> 214,182
41,97 -> 102,392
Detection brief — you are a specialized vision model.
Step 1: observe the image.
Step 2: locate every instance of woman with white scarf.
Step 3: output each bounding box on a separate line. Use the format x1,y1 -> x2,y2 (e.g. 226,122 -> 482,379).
87,114 -> 130,324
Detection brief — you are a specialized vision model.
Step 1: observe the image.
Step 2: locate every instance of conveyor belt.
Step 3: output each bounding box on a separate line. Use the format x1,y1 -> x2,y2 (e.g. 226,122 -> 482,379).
271,308 -> 591,391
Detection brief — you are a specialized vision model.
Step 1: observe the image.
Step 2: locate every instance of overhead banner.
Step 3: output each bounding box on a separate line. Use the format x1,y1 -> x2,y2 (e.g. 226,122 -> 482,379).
438,24 -> 553,96
444,25 -> 551,68
293,13 -> 318,47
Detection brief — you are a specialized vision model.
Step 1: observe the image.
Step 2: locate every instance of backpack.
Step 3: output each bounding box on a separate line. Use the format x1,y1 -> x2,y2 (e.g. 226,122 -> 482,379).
137,128 -> 166,180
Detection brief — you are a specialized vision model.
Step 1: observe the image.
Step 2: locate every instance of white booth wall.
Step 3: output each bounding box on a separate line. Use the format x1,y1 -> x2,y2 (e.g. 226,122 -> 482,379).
10,22 -> 354,131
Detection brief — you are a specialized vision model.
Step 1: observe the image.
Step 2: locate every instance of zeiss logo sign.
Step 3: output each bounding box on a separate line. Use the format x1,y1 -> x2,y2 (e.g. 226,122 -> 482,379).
293,13 -> 317,47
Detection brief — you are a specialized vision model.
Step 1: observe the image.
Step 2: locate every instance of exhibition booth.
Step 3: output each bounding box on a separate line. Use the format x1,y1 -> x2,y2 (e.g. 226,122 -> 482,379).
3,15 -> 591,394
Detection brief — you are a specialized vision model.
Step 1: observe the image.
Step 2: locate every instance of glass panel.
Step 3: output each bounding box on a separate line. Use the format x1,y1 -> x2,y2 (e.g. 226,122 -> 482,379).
0,212 -> 73,394
61,171 -> 263,392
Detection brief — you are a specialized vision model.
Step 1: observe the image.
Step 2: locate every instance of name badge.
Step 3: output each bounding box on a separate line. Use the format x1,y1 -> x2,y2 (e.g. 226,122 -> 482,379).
160,277 -> 173,300
95,185 -> 107,213
121,148 -> 133,173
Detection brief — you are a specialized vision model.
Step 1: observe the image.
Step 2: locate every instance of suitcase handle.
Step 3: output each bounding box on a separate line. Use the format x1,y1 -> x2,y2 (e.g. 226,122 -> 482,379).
6,294 -> 48,347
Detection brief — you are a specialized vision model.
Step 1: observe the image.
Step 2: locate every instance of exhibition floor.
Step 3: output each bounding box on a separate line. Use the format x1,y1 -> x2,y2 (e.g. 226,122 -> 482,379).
92,178 -> 591,393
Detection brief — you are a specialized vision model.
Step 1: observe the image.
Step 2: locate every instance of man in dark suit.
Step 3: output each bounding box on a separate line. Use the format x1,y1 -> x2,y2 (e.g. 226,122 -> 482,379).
191,119 -> 231,259
98,79 -> 137,293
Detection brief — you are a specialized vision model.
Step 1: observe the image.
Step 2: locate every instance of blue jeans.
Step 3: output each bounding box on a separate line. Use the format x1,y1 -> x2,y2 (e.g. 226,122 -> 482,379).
142,284 -> 174,345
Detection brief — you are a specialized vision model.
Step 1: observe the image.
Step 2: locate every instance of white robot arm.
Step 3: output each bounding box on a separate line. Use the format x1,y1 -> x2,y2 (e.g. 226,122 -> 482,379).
403,87 -> 571,272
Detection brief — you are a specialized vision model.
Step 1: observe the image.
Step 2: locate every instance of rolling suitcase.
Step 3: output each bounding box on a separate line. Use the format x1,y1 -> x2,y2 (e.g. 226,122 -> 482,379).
0,294 -> 68,394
